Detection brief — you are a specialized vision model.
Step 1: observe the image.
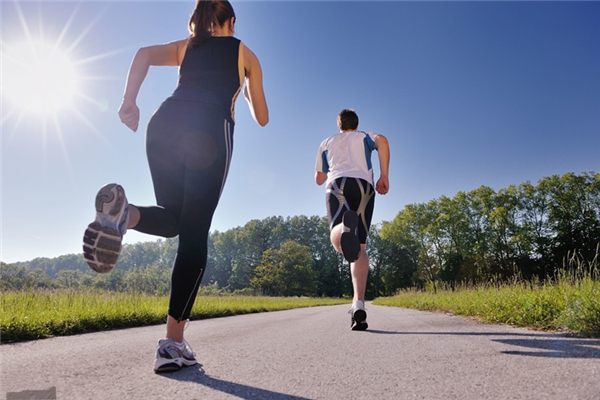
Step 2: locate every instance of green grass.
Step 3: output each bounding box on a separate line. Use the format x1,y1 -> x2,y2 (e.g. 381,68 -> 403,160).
0,289 -> 349,343
374,274 -> 600,336
5,274 -> 599,343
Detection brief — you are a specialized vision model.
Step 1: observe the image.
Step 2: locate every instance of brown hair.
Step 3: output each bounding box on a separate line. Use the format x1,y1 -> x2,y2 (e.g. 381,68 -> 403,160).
188,0 -> 236,46
337,109 -> 359,131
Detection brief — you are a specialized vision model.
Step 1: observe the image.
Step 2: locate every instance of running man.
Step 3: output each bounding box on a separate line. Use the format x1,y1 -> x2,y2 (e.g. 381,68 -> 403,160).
314,109 -> 390,330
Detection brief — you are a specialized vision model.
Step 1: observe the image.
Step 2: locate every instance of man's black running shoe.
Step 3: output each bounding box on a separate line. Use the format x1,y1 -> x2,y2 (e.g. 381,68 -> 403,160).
349,301 -> 368,331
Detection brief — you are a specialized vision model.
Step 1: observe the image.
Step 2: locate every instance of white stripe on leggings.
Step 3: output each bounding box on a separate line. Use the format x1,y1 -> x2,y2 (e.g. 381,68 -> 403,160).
219,119 -> 233,199
178,119 -> 233,321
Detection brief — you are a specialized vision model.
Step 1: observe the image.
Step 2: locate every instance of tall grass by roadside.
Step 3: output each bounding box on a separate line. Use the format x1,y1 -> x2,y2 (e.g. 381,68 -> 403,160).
0,289 -> 348,343
374,270 -> 600,336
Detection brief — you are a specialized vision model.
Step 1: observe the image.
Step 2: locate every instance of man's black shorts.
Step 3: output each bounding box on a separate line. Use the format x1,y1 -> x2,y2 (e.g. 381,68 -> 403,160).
326,177 -> 375,244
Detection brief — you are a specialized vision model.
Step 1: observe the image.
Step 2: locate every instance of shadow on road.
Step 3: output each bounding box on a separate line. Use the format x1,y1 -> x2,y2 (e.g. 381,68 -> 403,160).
494,338 -> 600,359
365,330 -> 573,337
158,365 -> 312,400
363,330 -> 600,359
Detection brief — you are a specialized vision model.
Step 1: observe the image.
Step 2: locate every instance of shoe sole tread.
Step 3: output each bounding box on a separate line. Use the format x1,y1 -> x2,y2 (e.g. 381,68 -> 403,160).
95,184 -> 125,216
83,222 -> 122,273
84,184 -> 128,274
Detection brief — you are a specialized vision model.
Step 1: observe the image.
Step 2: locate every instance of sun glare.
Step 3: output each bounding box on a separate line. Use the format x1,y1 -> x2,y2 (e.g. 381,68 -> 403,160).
4,41 -> 80,116
2,1 -> 119,147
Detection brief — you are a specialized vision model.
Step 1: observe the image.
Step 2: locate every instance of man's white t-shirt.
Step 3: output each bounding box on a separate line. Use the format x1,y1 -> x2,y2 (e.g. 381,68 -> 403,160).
315,130 -> 378,187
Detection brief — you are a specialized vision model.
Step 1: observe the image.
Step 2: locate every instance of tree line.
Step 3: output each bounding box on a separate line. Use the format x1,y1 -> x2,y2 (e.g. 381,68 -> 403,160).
2,216 -> 350,297
379,171 -> 600,293
3,172 -> 598,298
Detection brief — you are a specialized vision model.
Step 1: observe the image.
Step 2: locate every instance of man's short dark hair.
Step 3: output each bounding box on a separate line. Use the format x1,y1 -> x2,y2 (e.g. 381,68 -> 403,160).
338,109 -> 359,131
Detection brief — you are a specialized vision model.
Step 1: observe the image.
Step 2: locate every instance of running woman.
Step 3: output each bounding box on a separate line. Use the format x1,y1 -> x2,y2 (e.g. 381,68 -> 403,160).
314,109 -> 389,330
82,0 -> 268,372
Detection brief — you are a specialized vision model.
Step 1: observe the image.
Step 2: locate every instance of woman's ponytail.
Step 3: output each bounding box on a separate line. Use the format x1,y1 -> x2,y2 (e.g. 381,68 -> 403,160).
188,0 -> 236,47
188,0 -> 214,45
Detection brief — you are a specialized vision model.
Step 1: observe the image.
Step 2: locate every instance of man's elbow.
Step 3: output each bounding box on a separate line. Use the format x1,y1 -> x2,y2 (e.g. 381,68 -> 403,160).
377,135 -> 389,148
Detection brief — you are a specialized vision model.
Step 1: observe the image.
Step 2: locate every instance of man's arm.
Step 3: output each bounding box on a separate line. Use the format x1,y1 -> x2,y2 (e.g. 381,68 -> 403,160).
375,134 -> 390,195
315,171 -> 328,186
315,142 -> 329,185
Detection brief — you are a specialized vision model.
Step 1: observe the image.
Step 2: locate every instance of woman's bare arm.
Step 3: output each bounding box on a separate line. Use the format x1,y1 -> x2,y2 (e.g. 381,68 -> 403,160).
118,39 -> 188,132
241,42 -> 269,127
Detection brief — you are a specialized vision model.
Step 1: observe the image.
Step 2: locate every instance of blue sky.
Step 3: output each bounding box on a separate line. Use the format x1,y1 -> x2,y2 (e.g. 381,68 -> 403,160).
2,1 -> 599,264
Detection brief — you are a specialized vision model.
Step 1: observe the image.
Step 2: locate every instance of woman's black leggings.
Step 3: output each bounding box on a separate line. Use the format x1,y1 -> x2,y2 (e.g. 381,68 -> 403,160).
132,97 -> 233,321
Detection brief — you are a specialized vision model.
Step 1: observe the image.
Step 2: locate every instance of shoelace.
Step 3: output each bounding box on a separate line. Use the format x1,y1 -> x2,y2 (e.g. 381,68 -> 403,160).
181,319 -> 196,357
182,339 -> 196,357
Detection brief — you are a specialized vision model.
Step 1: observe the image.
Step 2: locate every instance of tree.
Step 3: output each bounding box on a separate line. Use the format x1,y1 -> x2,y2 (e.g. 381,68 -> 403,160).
517,180 -> 552,279
251,240 -> 317,297
211,227 -> 245,289
26,268 -> 53,289
1,262 -> 29,290
487,185 -> 521,277
123,263 -> 171,295
56,269 -> 84,289
380,208 -> 423,292
286,216 -> 346,297
118,239 -> 164,270
91,269 -> 126,291
542,172 -> 600,269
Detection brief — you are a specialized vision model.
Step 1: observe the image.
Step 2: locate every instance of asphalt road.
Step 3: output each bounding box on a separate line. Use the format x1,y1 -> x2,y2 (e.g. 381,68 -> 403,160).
2,304 -> 599,400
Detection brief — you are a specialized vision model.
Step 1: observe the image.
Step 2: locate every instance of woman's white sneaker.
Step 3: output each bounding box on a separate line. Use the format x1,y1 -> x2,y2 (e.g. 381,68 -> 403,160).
153,338 -> 198,373
83,183 -> 129,273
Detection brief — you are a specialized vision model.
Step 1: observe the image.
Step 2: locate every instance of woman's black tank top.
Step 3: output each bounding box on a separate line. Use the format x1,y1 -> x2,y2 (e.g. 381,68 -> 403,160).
172,37 -> 241,120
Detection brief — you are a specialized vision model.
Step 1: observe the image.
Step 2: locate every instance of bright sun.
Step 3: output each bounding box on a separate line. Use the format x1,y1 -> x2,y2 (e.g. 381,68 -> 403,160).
4,41 -> 80,116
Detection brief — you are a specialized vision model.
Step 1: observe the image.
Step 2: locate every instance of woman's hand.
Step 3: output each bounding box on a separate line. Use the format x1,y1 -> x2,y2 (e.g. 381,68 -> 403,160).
118,99 -> 140,132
